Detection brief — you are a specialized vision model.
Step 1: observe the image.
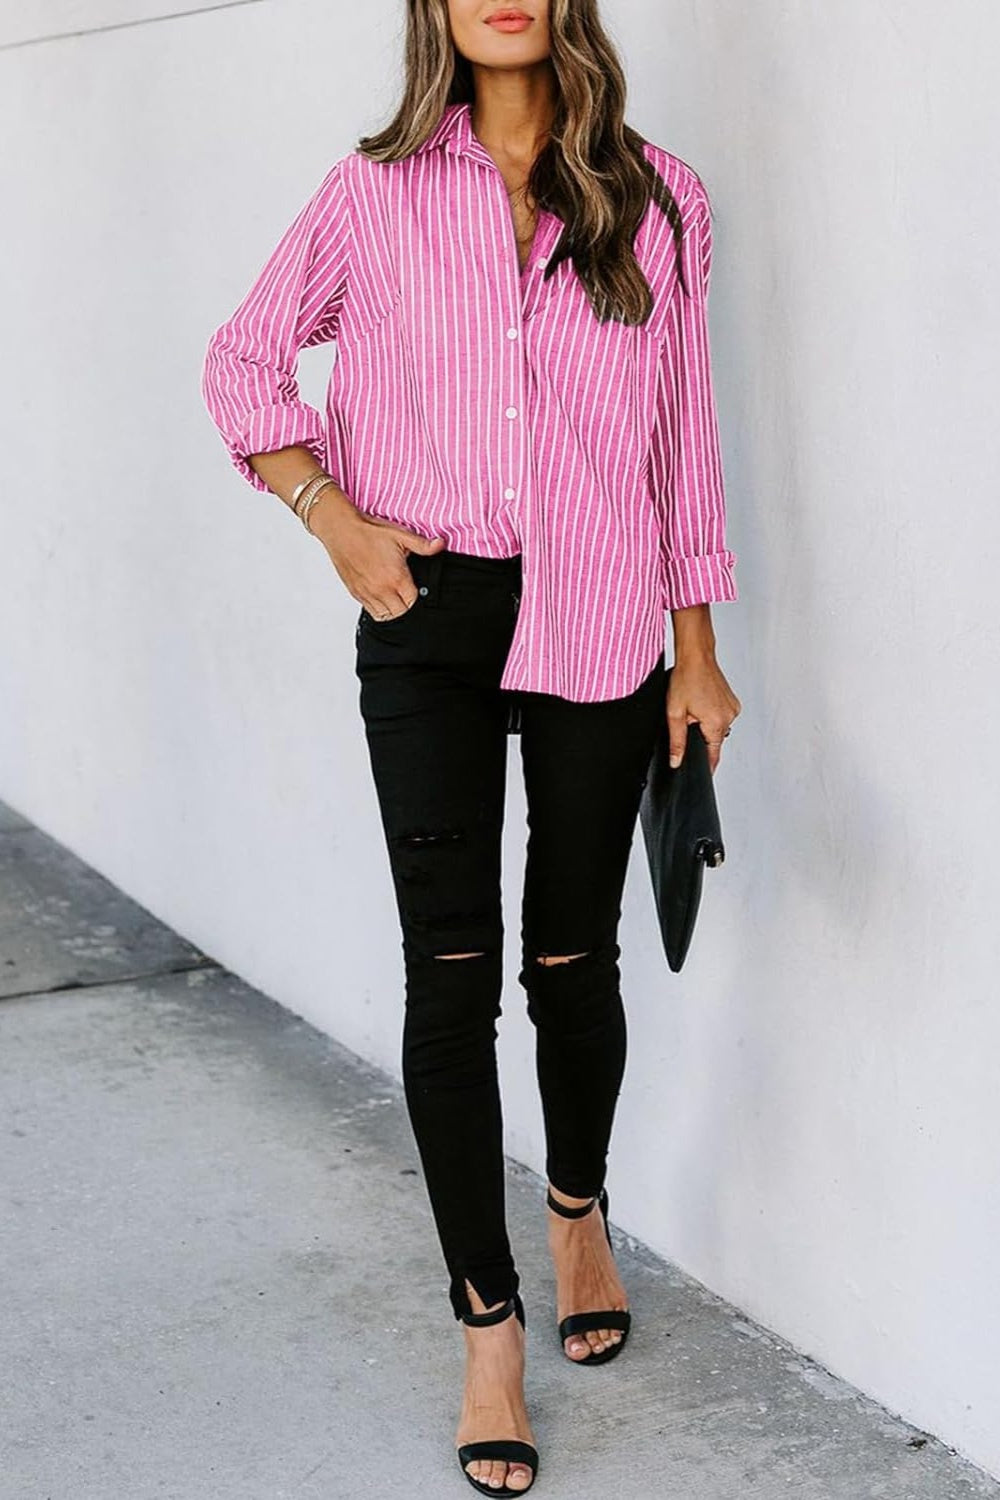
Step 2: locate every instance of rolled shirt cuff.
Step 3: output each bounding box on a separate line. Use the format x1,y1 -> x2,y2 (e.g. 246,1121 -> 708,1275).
662,550 -> 738,611
228,402 -> 328,491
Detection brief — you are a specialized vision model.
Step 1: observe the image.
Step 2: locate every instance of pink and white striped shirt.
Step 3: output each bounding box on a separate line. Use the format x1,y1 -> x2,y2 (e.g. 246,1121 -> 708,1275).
201,100 -> 737,702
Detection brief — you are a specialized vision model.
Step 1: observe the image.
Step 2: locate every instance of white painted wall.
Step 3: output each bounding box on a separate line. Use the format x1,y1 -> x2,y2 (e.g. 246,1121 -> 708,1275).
2,0 -> 998,1478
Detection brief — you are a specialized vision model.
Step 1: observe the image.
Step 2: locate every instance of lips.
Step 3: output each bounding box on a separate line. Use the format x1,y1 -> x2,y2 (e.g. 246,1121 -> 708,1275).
485,8 -> 531,22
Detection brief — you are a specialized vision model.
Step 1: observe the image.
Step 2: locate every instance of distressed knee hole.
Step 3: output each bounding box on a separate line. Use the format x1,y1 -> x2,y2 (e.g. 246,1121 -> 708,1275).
536,951 -> 589,966
392,827 -> 465,851
434,951 -> 487,960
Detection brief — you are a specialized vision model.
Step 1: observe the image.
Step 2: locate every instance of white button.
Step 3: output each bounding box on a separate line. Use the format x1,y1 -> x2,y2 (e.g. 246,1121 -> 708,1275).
503,487 -> 516,500
506,326 -> 519,339
505,406 -> 518,419
537,257 -> 548,268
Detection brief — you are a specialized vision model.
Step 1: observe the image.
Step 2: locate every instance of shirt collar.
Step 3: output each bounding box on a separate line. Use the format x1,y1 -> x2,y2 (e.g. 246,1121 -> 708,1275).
416,101 -> 491,164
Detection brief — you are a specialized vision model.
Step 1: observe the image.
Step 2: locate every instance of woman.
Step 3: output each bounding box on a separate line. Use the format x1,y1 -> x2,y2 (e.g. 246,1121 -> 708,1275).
201,1 -> 741,1492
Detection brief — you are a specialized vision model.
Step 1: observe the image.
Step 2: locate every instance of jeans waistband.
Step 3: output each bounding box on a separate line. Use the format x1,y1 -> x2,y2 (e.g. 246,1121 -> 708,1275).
407,547 -> 522,603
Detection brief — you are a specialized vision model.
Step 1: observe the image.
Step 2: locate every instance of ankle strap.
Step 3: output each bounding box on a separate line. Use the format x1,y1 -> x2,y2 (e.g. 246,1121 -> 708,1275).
546,1188 -> 598,1219
461,1290 -> 525,1329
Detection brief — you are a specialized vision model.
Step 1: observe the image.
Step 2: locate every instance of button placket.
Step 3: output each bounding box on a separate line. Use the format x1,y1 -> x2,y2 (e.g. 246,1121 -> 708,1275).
499,174 -> 526,535
466,139 -> 536,541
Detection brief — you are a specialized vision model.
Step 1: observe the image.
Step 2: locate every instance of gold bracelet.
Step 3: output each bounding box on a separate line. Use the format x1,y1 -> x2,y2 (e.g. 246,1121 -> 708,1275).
293,470 -> 332,518
290,470 -> 326,513
300,477 -> 336,534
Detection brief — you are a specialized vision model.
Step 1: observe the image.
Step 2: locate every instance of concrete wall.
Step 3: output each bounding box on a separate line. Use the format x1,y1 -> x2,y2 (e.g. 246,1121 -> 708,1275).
2,0 -> 997,1479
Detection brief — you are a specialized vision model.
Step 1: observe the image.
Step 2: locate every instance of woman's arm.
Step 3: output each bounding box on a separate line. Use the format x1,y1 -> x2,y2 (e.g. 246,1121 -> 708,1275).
200,160 -> 445,618
200,157 -> 352,491
647,175 -> 741,769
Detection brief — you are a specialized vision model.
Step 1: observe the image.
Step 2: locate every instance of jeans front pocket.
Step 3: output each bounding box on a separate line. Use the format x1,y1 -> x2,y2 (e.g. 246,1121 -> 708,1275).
359,591 -> 423,631
356,552 -> 426,634
355,581 -> 431,677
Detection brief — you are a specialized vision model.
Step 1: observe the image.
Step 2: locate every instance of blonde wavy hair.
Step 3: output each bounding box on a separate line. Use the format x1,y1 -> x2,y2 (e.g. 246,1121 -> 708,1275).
356,0 -> 690,325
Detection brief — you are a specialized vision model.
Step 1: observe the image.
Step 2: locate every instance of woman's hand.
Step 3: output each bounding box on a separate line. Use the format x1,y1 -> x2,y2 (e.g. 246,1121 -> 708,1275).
310,493 -> 446,619
666,652 -> 741,775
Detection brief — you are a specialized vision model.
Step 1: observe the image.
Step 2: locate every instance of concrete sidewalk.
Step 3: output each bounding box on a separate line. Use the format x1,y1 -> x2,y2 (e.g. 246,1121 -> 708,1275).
1,797 -> 996,1500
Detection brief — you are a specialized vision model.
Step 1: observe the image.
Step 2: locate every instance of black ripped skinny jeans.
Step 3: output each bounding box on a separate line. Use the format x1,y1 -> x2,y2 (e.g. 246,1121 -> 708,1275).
354,546 -> 665,1321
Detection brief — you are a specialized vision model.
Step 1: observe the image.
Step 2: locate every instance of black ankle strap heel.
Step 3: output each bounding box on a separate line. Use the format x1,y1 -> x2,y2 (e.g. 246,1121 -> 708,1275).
456,1292 -> 538,1495
545,1188 -> 599,1220
546,1185 -> 632,1366
460,1290 -> 526,1329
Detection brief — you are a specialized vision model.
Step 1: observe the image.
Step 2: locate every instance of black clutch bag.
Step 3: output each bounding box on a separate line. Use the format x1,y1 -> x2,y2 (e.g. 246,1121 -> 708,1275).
638,665 -> 726,973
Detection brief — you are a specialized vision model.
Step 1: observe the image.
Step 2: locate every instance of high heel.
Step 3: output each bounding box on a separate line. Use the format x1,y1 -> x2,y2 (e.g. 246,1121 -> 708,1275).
546,1185 -> 631,1366
456,1291 -> 539,1496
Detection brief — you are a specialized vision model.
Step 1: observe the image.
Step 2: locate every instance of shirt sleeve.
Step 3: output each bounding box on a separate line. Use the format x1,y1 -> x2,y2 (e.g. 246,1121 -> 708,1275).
200,156 -> 352,492
647,174 -> 738,610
